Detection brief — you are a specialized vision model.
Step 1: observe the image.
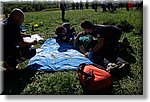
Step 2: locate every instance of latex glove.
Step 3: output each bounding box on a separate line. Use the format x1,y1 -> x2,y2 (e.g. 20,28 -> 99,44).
88,52 -> 93,60
32,39 -> 38,45
84,52 -> 89,58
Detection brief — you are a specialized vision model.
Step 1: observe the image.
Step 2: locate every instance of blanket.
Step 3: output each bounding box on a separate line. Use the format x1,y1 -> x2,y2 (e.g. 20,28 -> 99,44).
27,38 -> 93,71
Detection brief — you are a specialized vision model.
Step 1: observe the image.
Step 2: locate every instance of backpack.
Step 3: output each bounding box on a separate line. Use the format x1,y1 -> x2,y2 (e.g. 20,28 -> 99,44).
77,63 -> 112,94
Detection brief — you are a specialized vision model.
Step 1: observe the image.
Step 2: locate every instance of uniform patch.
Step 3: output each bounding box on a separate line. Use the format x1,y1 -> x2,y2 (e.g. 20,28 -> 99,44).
97,34 -> 100,38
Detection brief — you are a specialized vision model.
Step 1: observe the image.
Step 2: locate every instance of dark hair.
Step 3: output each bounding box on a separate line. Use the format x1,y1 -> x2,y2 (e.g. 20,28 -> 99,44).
80,20 -> 94,29
55,25 -> 65,35
8,8 -> 24,20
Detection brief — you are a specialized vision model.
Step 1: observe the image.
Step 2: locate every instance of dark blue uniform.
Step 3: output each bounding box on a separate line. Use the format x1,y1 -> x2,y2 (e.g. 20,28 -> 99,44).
92,25 -> 122,63
3,20 -> 36,67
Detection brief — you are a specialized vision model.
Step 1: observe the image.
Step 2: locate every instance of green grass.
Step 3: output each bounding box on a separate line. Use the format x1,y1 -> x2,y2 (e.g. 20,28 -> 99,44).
3,8 -> 143,95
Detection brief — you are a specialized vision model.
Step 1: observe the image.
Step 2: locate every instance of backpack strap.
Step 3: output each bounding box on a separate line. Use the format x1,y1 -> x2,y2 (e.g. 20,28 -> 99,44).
78,63 -> 95,89
78,63 -> 92,77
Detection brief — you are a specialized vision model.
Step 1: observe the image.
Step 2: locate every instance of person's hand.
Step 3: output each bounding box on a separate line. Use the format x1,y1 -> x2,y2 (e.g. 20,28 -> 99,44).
22,34 -> 31,37
84,52 -> 93,60
26,35 -> 31,37
88,52 -> 93,60
77,31 -> 84,37
84,52 -> 89,58
79,45 -> 87,54
32,39 -> 38,45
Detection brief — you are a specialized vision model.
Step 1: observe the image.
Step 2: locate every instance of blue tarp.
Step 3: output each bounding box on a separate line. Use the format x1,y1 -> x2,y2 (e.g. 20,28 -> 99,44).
27,38 -> 93,71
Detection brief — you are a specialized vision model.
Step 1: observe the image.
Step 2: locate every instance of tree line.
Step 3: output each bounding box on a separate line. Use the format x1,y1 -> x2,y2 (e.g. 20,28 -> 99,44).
2,1 -> 142,15
2,1 -> 60,14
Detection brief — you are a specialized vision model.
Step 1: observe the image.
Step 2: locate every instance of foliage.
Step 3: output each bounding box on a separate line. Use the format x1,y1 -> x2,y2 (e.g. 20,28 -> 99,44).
2,1 -> 60,13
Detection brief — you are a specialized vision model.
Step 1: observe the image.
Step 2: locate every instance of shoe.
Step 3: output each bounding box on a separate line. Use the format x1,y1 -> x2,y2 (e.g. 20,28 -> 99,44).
106,63 -> 118,73
117,62 -> 130,69
3,62 -> 16,71
116,62 -> 130,75
16,57 -> 26,63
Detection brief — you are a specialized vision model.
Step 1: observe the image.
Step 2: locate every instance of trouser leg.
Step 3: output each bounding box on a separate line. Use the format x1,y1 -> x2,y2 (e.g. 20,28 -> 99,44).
19,47 -> 36,59
103,58 -> 111,68
116,57 -> 126,64
4,56 -> 18,68
103,45 -> 117,63
4,48 -> 20,68
61,10 -> 65,20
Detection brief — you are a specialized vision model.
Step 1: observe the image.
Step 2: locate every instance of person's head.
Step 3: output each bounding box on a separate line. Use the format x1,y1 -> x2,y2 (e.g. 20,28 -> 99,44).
55,25 -> 67,41
56,25 -> 66,35
80,20 -> 94,33
8,8 -> 24,25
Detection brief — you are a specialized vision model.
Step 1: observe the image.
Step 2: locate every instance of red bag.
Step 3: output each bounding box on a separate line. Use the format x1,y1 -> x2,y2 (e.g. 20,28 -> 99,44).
78,63 -> 112,94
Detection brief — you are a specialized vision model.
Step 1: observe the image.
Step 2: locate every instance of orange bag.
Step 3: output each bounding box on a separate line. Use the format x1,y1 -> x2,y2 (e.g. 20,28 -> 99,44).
78,63 -> 112,94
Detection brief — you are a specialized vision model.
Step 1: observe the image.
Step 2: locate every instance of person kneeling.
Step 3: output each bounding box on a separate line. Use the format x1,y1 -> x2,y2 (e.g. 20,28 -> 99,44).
3,8 -> 38,70
55,23 -> 76,44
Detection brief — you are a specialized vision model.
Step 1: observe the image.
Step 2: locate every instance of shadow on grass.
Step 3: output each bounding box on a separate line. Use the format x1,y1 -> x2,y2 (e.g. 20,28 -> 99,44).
109,40 -> 137,94
1,68 -> 37,95
117,42 -> 136,64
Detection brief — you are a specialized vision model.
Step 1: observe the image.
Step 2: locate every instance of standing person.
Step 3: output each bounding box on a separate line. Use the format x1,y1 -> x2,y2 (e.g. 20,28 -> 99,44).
72,2 -> 75,10
128,1 -> 133,10
3,8 -> 38,70
101,1 -> 107,12
136,1 -> 143,10
60,1 -> 66,21
94,2 -> 98,12
80,1 -> 84,10
76,2 -> 79,10
74,21 -> 127,68
125,2 -> 129,11
85,1 -> 89,9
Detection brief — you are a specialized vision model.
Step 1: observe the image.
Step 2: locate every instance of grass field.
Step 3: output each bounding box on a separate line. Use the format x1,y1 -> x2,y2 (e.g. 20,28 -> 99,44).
3,8 -> 143,95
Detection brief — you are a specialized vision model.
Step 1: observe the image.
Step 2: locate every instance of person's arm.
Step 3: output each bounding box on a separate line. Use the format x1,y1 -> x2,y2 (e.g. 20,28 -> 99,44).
79,45 -> 87,54
21,33 -> 31,37
83,38 -> 104,59
17,40 -> 38,47
90,37 -> 104,53
73,31 -> 84,47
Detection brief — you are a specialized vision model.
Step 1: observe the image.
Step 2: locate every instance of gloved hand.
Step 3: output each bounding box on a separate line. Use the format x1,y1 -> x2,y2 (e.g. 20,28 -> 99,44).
88,52 -> 93,60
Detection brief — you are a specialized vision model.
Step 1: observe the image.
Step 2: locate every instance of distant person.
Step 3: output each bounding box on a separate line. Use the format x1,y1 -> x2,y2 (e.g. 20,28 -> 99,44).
60,1 -> 66,21
94,2 -> 98,12
101,2 -> 107,12
106,2 -> 111,11
3,8 -> 38,70
85,2 -> 89,9
136,1 -> 143,10
80,1 -> 84,10
128,1 -> 133,10
107,2 -> 117,12
91,2 -> 95,9
126,3 -> 129,11
72,2 -> 75,10
76,2 -> 79,10
126,1 -> 133,11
